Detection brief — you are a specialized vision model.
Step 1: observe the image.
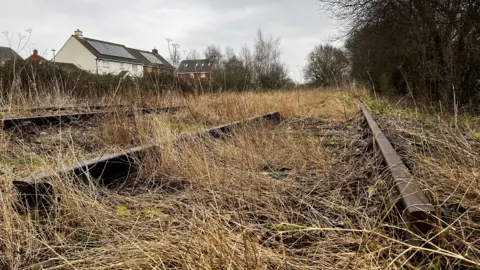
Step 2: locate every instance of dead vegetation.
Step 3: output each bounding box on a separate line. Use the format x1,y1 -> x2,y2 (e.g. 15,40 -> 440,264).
0,89 -> 479,269
373,106 -> 480,269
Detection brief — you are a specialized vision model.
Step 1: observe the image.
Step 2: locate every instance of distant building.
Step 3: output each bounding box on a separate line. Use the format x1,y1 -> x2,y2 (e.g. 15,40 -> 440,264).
26,49 -> 48,63
54,29 -> 173,77
0,46 -> 23,64
177,59 -> 214,80
127,47 -> 174,75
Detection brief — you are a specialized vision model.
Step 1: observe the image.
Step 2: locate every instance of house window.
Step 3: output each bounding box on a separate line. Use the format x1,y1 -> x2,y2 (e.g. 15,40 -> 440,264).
201,73 -> 206,78
120,62 -> 125,69
190,73 -> 194,78
102,60 -> 110,67
132,64 -> 137,71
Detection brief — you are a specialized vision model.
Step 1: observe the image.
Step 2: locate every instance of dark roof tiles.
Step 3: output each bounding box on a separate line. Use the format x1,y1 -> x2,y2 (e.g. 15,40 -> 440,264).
73,36 -> 143,64
0,46 -> 23,61
126,47 -> 174,69
177,59 -> 214,73
72,36 -> 172,69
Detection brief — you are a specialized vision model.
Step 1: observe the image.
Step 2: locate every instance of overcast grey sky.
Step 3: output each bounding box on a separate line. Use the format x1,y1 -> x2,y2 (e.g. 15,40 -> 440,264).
1,0 -> 340,82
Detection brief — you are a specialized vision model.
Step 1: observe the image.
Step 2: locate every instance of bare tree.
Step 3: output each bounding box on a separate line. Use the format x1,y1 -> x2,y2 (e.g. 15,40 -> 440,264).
202,30 -> 292,91
204,45 -> 223,61
319,0 -> 480,108
165,38 -> 181,67
252,29 -> 290,89
225,46 -> 235,60
304,44 -> 348,87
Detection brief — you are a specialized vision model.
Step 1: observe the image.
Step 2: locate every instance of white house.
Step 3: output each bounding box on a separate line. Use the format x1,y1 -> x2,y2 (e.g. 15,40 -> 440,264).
55,29 -> 173,77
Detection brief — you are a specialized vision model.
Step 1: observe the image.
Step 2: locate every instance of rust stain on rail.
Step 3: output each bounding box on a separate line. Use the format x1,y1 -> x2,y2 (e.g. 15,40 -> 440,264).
361,105 -> 435,235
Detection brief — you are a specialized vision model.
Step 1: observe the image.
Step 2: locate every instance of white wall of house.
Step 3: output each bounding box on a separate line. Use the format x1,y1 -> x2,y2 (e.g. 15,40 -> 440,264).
55,36 -> 143,77
55,36 -> 97,72
96,60 -> 143,77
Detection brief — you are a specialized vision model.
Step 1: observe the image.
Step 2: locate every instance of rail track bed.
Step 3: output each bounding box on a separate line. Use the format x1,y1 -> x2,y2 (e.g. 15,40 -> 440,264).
0,104 -> 183,115
2,100 -> 479,268
0,106 -> 189,179
1,106 -> 184,130
6,110 -> 393,267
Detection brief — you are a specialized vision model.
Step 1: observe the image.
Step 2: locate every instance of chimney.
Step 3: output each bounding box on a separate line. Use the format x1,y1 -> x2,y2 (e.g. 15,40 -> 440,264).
33,49 -> 38,55
152,48 -> 158,54
74,29 -> 83,38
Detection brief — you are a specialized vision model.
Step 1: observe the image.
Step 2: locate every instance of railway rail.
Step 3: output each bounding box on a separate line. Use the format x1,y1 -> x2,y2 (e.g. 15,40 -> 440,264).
0,104 -> 163,113
13,112 -> 283,204
8,104 -> 436,244
360,105 -> 436,242
1,106 -> 183,130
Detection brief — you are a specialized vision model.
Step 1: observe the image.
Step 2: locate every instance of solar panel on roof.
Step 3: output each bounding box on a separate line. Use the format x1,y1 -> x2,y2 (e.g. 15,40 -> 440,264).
86,40 -> 135,59
140,52 -> 163,64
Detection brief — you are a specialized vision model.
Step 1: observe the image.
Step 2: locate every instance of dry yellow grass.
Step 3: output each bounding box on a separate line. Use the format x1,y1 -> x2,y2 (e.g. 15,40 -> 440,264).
1,89 -> 479,269
369,102 -> 480,269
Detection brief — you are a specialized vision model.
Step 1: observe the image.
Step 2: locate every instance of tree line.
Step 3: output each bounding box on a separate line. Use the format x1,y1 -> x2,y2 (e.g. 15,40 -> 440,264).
203,30 -> 294,91
310,0 -> 480,110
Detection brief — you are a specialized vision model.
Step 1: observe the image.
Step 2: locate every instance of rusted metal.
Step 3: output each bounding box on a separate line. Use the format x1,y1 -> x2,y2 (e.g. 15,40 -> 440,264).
1,105 -> 184,113
14,112 -> 283,204
1,106 -> 184,130
14,143 -> 157,190
0,105 -> 123,113
360,105 -> 435,235
139,106 -> 184,114
2,111 -> 106,130
202,112 -> 283,138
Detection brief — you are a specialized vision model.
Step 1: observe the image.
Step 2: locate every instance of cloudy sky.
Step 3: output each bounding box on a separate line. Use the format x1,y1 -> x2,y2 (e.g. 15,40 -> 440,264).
1,0 -> 340,82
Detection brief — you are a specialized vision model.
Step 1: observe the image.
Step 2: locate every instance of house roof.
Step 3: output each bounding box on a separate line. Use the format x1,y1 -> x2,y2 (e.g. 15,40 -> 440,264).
177,59 -> 214,73
0,46 -> 23,61
72,35 -> 144,64
27,50 -> 48,62
126,47 -> 174,69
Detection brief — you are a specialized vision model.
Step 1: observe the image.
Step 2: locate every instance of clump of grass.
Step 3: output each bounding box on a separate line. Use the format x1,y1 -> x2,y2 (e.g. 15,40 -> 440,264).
177,89 -> 358,126
97,112 -> 134,146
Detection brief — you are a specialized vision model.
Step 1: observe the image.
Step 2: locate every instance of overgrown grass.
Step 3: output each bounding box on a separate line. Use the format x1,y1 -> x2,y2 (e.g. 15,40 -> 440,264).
1,89 -> 479,269
366,97 -> 480,269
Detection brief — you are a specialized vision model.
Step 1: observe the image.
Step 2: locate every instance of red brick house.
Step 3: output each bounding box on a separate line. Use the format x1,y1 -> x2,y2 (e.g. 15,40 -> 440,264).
177,59 -> 214,80
27,49 -> 48,63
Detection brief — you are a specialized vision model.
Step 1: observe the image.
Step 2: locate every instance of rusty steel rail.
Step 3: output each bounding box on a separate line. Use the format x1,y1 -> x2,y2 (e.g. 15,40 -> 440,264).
14,112 -> 282,202
1,106 -> 184,130
360,105 -> 435,235
0,104 -> 179,113
0,104 -> 129,113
